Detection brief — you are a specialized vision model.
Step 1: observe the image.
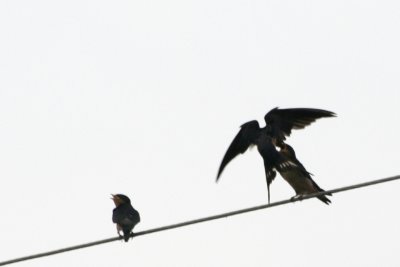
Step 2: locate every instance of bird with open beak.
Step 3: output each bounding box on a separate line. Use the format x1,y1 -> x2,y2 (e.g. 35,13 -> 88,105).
277,143 -> 331,205
111,194 -> 141,242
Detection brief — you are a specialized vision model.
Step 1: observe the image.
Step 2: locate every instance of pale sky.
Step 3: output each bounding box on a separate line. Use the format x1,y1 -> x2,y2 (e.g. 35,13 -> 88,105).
1,0 -> 400,266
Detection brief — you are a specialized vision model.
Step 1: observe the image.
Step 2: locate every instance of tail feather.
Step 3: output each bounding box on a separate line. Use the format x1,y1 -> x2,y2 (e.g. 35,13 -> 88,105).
123,230 -> 131,242
317,194 -> 331,205
311,180 -> 332,203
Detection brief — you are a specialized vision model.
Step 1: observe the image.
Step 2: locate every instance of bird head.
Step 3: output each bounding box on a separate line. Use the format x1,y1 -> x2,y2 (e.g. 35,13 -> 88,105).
280,143 -> 296,158
111,194 -> 131,206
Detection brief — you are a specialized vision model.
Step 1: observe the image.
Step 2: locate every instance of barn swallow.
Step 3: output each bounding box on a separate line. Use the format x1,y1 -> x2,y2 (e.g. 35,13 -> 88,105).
278,143 -> 331,204
111,194 -> 141,242
216,107 -> 335,178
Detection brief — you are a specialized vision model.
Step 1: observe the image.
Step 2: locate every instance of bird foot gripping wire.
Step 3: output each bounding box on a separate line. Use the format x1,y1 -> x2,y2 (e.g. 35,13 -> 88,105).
117,233 -> 124,241
290,194 -> 305,202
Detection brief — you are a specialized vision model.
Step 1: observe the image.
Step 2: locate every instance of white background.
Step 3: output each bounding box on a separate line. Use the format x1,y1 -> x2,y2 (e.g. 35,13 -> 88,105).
1,0 -> 400,266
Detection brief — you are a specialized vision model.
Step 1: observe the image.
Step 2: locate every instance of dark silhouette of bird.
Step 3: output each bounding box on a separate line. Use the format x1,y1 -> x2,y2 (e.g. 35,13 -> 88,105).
111,194 -> 141,242
216,107 -> 335,202
278,143 -> 331,204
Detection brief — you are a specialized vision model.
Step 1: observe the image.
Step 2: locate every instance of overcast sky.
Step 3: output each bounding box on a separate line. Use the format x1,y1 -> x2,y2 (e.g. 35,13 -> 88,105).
1,0 -> 400,266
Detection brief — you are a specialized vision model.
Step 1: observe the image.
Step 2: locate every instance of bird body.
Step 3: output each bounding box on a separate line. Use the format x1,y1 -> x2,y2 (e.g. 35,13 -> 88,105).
111,194 -> 141,242
279,144 -> 331,204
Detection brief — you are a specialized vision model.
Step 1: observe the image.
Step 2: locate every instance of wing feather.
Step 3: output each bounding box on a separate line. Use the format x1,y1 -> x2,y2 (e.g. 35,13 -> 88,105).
264,107 -> 336,140
216,120 -> 260,181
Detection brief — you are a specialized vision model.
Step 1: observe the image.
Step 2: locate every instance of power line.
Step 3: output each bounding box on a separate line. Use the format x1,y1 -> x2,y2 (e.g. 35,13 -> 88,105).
1,174 -> 399,266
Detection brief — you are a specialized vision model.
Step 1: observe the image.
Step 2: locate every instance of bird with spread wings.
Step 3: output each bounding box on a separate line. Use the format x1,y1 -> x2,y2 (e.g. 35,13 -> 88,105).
216,107 -> 335,203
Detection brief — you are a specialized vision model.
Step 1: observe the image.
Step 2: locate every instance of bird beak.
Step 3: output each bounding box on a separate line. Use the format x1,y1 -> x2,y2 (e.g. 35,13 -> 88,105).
110,194 -> 115,200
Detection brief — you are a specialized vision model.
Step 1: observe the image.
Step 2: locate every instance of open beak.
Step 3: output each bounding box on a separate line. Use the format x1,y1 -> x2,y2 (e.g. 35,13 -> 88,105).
111,194 -> 122,206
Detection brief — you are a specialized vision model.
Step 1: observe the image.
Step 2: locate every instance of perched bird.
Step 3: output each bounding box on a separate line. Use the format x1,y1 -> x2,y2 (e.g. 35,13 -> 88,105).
278,143 -> 331,205
216,107 -> 335,180
216,107 -> 335,202
111,194 -> 141,242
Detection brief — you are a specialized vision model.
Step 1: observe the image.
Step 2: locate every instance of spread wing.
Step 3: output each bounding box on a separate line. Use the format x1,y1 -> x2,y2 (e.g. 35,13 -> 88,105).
264,107 -> 336,141
216,120 -> 260,181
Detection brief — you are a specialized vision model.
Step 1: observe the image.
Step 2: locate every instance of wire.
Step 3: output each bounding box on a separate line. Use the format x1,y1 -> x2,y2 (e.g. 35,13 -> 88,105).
1,174 -> 399,266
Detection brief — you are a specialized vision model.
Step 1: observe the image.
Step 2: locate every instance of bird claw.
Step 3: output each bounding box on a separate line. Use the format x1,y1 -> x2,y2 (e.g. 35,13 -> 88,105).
290,194 -> 304,202
117,232 -> 124,240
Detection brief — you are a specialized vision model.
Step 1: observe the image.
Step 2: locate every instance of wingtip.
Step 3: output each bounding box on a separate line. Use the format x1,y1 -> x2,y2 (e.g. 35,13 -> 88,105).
328,111 -> 337,117
318,195 -> 332,205
308,109 -> 337,119
216,170 -> 223,182
309,108 -> 337,118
